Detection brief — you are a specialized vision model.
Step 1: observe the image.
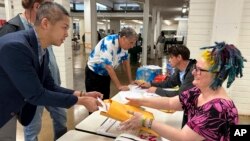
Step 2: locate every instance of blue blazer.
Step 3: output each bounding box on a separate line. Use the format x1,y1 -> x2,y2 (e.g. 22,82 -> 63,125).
0,28 -> 77,127
0,14 -> 37,126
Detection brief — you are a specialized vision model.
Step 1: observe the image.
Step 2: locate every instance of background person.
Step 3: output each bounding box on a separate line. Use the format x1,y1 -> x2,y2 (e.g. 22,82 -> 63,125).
128,33 -> 142,64
85,27 -> 137,100
135,45 -> 196,127
136,45 -> 195,97
120,42 -> 245,141
155,31 -> 166,59
0,2 -> 102,141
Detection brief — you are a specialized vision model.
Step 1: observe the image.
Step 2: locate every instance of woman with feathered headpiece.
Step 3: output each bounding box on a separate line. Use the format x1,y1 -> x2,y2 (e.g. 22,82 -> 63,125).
119,42 -> 246,141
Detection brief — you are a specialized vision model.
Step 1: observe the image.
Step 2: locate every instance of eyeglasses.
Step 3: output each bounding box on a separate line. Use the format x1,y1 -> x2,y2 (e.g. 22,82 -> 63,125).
192,65 -> 209,75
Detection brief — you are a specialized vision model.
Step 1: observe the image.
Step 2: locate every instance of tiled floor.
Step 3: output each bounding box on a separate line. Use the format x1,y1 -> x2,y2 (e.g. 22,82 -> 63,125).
16,45 -> 250,141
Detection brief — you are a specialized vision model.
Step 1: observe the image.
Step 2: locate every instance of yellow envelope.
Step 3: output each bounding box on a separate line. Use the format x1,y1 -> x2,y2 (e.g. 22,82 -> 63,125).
100,99 -> 158,136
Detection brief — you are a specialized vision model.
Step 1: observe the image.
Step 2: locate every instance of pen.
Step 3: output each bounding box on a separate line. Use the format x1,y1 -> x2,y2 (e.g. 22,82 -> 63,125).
136,83 -> 145,89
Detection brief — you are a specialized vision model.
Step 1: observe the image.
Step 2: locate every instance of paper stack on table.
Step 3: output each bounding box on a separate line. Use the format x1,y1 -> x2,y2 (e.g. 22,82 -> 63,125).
118,90 -> 160,103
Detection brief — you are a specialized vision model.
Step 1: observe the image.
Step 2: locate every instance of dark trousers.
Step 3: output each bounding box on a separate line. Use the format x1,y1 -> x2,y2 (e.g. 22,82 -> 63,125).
128,46 -> 142,64
85,65 -> 111,100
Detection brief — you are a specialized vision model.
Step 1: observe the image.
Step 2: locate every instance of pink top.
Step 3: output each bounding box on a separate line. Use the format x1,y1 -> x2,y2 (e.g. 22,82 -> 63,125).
180,87 -> 238,141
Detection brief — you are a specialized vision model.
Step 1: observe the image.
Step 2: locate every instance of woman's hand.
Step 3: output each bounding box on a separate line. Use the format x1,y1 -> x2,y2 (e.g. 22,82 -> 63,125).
119,111 -> 143,130
134,80 -> 151,88
147,87 -> 157,93
125,97 -> 142,107
134,80 -> 143,85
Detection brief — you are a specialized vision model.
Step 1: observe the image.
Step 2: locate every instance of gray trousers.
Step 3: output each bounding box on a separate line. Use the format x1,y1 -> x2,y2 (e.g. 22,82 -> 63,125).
0,117 -> 17,141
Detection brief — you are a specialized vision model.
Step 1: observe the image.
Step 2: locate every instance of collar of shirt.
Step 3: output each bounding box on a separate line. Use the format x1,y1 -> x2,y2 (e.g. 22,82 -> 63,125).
179,60 -> 190,83
33,28 -> 46,65
19,14 -> 33,30
20,14 -> 46,65
179,70 -> 185,84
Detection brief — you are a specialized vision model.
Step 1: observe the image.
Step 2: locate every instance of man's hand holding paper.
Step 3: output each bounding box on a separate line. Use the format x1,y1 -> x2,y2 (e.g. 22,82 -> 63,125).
85,91 -> 103,99
97,97 -> 110,112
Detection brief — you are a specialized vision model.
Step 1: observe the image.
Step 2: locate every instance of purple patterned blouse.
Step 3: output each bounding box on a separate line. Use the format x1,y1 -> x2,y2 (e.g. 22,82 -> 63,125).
179,87 -> 238,141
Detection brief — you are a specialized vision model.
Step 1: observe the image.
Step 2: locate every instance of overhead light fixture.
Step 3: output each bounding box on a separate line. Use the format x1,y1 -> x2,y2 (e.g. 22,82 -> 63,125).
174,17 -> 188,21
102,19 -> 110,22
132,20 -> 143,24
97,22 -> 104,25
96,3 -> 107,10
164,20 -> 172,26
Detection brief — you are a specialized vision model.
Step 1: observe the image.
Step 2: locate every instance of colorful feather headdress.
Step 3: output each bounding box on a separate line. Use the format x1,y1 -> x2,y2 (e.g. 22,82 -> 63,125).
200,42 -> 247,90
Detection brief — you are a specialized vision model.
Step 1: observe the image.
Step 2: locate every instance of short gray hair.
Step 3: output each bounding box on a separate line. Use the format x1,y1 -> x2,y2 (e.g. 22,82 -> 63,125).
120,27 -> 137,40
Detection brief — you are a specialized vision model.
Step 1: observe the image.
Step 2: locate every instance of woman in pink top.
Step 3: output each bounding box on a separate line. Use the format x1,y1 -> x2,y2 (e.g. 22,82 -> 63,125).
120,42 -> 246,141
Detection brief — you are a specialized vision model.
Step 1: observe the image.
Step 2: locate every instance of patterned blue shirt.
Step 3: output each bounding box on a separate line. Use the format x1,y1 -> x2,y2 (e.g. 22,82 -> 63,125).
87,34 -> 129,76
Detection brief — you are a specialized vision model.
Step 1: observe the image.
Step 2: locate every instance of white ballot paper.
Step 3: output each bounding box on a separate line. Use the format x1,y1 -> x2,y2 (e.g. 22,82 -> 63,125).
97,97 -> 110,112
119,91 -> 160,103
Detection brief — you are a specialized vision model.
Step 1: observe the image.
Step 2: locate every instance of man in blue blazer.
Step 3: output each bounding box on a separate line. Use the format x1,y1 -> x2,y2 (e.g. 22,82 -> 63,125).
0,2 -> 102,139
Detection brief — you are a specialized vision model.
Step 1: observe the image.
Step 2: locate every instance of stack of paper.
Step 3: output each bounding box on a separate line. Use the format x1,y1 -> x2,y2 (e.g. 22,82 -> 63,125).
118,91 -> 160,103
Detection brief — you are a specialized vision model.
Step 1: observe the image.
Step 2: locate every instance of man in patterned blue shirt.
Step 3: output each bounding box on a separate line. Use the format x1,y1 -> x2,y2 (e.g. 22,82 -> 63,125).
85,27 -> 137,99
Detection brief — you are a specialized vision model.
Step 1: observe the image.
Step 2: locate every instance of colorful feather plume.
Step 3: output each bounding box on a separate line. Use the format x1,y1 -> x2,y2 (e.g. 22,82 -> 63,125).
200,42 -> 246,90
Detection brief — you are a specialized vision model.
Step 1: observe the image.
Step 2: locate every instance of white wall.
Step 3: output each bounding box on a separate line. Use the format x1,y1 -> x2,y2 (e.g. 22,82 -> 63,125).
187,0 -> 215,59
0,7 -> 5,19
177,21 -> 188,35
231,0 -> 250,115
12,0 -> 22,15
161,24 -> 178,31
110,19 -> 120,33
177,20 -> 188,44
187,0 -> 250,115
97,23 -> 110,32
211,0 -> 243,44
